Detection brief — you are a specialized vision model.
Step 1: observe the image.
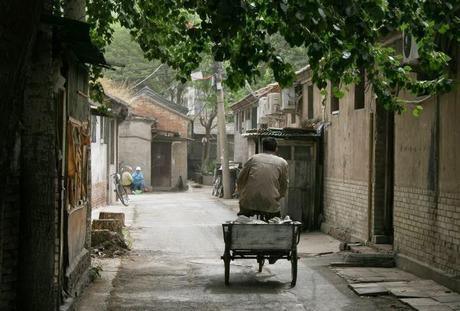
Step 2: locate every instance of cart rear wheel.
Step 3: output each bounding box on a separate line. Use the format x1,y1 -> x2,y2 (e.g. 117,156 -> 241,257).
291,250 -> 298,287
224,254 -> 230,285
257,256 -> 264,272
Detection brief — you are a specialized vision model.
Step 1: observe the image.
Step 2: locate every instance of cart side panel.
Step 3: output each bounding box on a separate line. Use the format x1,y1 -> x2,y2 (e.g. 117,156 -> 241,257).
231,224 -> 293,250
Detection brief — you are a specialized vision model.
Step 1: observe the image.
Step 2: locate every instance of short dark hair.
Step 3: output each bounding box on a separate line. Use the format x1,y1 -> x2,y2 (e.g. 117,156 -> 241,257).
262,138 -> 277,152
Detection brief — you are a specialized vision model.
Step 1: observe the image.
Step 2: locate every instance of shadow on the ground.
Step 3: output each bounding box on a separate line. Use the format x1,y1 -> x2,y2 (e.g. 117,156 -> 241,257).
205,273 -> 289,294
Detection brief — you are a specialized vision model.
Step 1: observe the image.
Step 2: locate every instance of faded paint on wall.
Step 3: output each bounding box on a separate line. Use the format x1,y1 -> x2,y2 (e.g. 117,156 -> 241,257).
91,116 -> 108,207
321,80 -> 373,241
171,141 -> 188,188
118,119 -> 153,186
394,85 -> 460,278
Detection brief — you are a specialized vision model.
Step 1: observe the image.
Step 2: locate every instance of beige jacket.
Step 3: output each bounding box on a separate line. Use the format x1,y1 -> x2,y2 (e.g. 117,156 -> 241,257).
121,171 -> 133,186
237,153 -> 288,213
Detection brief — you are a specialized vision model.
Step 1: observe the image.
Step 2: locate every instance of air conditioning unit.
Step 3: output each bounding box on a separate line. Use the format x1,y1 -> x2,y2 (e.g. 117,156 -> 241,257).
244,119 -> 252,131
257,97 -> 268,124
258,97 -> 268,117
403,31 -> 419,64
281,88 -> 296,111
257,107 -> 268,124
266,92 -> 281,115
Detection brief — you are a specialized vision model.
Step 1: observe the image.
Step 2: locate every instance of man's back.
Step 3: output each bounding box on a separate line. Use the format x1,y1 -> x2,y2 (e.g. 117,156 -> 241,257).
237,153 -> 288,214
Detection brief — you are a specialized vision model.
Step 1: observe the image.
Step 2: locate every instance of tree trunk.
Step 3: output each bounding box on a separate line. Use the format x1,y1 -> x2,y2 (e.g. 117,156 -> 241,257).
199,107 -> 217,175
201,131 -> 212,174
0,0 -> 45,309
175,82 -> 186,106
18,23 -> 60,311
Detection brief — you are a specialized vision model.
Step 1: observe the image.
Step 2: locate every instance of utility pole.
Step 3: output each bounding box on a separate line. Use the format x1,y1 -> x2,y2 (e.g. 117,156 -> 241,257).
214,61 -> 231,199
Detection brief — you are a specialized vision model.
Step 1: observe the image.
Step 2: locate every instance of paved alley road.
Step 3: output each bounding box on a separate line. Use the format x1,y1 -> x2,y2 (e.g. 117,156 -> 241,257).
105,188 -> 409,311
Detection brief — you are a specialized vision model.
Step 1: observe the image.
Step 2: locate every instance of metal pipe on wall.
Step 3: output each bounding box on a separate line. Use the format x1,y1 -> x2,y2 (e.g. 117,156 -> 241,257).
368,112 -> 374,242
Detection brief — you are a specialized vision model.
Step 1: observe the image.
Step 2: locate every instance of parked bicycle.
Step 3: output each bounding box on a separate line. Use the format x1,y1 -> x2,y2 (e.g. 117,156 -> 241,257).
111,173 -> 129,206
211,162 -> 241,199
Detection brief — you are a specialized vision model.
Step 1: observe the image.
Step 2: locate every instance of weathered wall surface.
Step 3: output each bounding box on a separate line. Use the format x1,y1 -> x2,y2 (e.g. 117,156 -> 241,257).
91,182 -> 107,208
18,24 -> 60,310
233,131 -> 249,164
321,82 -> 372,242
91,116 -> 108,208
394,87 -> 460,278
131,97 -> 190,138
118,119 -> 153,186
127,96 -> 191,190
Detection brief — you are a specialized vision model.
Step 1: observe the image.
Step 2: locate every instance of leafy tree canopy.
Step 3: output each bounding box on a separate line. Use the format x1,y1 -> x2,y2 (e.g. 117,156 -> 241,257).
86,0 -> 459,112
102,25 -> 308,106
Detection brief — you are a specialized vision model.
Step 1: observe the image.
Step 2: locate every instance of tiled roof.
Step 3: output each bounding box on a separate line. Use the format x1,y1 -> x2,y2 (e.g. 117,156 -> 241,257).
243,127 -> 321,139
134,86 -> 189,115
43,15 -> 109,68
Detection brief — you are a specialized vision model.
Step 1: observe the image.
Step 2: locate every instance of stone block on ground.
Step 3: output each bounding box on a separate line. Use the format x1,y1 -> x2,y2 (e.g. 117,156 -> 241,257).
389,287 -> 430,298
334,267 -> 418,284
446,301 -> 460,310
99,212 -> 126,226
349,283 -> 388,296
92,219 -> 123,234
400,298 -> 454,311
432,293 -> 460,303
342,252 -> 395,268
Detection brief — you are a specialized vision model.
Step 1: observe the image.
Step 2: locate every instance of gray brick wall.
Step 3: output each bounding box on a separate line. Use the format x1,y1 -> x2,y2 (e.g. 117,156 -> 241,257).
0,189 -> 19,310
394,187 -> 460,276
323,178 -> 369,242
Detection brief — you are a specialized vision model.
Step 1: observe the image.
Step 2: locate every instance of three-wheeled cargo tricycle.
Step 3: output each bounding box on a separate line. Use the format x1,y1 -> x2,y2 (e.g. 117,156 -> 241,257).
221,222 -> 302,287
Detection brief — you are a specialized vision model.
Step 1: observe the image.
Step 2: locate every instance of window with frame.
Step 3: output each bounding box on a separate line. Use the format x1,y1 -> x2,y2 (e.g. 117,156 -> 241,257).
100,117 -> 109,144
235,113 -> 239,132
354,67 -> 365,109
331,83 -> 340,114
295,84 -> 303,115
251,106 -> 257,129
308,84 -> 314,119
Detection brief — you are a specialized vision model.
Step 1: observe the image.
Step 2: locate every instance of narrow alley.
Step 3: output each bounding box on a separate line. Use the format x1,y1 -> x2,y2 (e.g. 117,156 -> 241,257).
78,188 -> 410,311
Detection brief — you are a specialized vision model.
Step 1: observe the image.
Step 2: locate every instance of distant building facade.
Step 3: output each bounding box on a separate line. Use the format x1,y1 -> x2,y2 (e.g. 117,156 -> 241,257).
117,87 -> 191,190
90,96 -> 128,207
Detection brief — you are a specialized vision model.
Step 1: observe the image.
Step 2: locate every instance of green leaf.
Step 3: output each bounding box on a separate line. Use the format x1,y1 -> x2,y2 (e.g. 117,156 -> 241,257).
412,105 -> 423,117
318,8 -> 326,19
439,24 -> 450,34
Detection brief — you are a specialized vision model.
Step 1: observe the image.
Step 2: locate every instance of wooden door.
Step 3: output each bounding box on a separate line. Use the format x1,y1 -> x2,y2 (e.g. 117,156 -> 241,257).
152,141 -> 172,187
278,142 -> 317,230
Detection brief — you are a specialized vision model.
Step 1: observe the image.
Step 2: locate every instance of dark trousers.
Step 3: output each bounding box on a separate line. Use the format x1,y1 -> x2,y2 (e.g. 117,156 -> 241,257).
237,208 -> 281,222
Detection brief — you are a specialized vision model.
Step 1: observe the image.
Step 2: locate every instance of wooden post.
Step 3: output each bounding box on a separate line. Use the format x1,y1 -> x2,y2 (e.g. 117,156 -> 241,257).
214,62 -> 231,199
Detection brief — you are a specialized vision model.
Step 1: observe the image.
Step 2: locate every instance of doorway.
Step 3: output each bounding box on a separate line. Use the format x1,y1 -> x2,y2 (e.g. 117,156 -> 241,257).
152,141 -> 172,188
277,140 -> 318,230
373,106 -> 394,244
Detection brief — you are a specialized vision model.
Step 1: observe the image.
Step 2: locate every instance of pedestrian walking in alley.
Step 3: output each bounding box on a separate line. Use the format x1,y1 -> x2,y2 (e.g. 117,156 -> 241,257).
132,166 -> 145,193
237,138 -> 289,221
121,166 -> 133,194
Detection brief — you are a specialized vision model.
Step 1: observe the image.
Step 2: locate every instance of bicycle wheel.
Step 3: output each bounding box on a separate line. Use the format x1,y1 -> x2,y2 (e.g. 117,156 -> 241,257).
212,176 -> 221,197
116,184 -> 129,206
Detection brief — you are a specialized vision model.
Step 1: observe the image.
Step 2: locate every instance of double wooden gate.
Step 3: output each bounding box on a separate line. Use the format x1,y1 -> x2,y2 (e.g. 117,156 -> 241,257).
275,140 -> 321,231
